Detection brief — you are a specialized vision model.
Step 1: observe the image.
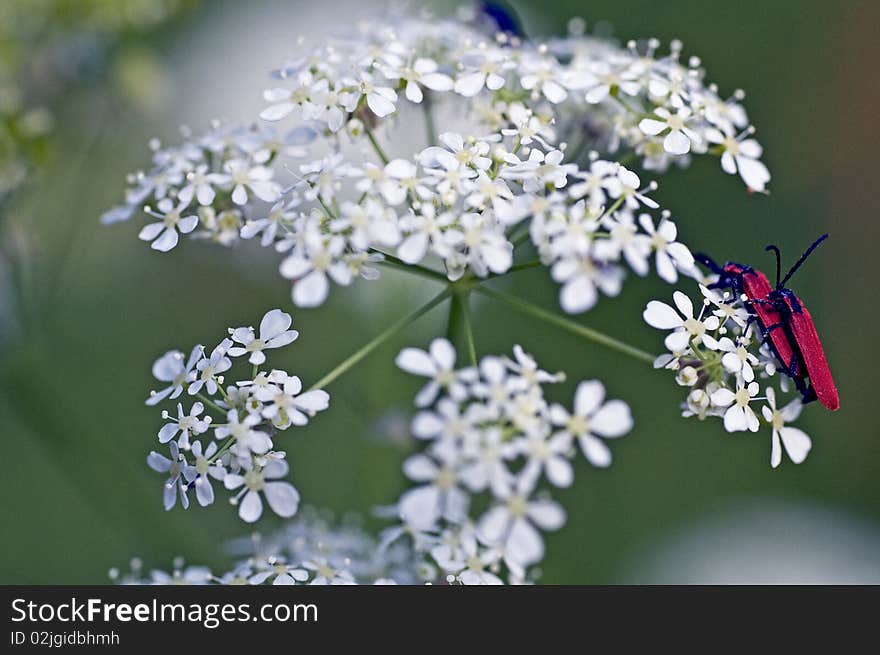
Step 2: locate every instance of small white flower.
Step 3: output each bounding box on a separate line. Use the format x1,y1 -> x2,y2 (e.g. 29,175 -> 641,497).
221,159 -> 280,205
706,128 -> 770,192
181,440 -> 225,506
147,442 -> 190,510
158,402 -> 210,450
138,199 -> 199,252
177,164 -> 224,206
396,338 -> 465,407
356,73 -> 398,117
189,338 -> 232,395
639,106 -> 702,155
477,475 -> 565,568
718,336 -> 759,382
549,380 -> 633,467
638,213 -> 695,283
385,57 -> 454,104
228,309 -> 299,365
216,409 -> 272,457
279,232 -> 352,307
224,459 -> 300,523
643,291 -> 721,352
146,345 -> 203,406
398,452 -> 469,530
711,379 -> 761,433
253,370 -> 330,429
762,388 -> 811,467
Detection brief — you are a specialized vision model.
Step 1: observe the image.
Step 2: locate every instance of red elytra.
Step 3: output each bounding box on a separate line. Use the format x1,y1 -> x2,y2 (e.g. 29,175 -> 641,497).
722,263 -> 802,390
770,288 -> 840,411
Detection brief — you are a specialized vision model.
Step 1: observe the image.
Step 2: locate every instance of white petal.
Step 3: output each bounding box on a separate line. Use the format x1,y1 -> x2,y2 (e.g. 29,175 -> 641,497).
399,486 -> 440,530
560,275 -> 597,313
259,309 -> 292,340
138,222 -> 164,242
505,519 -> 544,566
195,478 -> 214,506
260,103 -> 295,121
429,338 -> 456,370
367,92 -> 396,118
664,329 -> 691,353
672,291 -> 694,319
395,348 -> 437,377
420,73 -> 453,92
771,431 -> 782,468
664,129 -> 691,155
402,454 -> 438,482
398,232 -> 428,264
591,400 -> 633,437
527,500 -> 566,530
238,490 -> 263,523
151,228 -> 179,252
638,118 -> 667,136
454,72 -> 485,97
723,406 -> 749,432
579,435 -> 612,467
405,81 -> 423,104
643,301 -> 684,329
711,388 -> 736,407
737,157 -> 771,192
780,427 -> 811,464
292,270 -> 329,307
294,389 -> 330,412
574,380 -> 605,416
264,482 -> 300,517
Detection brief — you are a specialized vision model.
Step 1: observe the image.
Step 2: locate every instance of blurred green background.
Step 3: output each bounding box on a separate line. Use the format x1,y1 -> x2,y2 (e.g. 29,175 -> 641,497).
1,0 -> 878,584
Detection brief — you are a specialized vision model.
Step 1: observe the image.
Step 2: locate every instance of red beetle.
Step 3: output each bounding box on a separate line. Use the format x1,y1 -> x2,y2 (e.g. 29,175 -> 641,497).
765,236 -> 839,410
695,234 -> 839,411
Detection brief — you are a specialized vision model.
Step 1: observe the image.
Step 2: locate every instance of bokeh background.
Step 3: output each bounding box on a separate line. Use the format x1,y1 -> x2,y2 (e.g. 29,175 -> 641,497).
1,0 -> 878,584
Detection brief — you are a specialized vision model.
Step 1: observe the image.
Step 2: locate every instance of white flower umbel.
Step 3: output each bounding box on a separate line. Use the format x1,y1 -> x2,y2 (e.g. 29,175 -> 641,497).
143,308 -> 328,523
103,6 -> 768,316
644,280 -> 819,467
388,342 -> 631,582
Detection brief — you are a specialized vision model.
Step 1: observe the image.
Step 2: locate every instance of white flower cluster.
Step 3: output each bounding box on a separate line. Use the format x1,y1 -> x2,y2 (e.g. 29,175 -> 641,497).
644,286 -> 812,468
112,508 -> 421,585
101,8 -> 769,315
382,339 -> 633,583
145,308 -> 330,522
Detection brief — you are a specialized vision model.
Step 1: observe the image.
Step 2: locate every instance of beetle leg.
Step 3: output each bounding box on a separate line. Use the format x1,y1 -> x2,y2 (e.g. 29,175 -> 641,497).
784,354 -> 817,405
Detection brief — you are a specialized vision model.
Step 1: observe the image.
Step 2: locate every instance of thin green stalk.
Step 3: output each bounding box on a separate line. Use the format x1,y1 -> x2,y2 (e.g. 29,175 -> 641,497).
459,293 -> 478,366
508,260 -> 542,274
364,124 -> 390,165
371,249 -> 448,283
308,287 -> 452,391
473,284 -> 656,365
446,291 -> 464,346
195,392 -> 227,415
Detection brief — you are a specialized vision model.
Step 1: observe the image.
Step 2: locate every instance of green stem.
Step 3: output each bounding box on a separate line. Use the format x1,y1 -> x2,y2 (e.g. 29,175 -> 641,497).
307,287 -> 452,391
459,293 -> 478,366
371,250 -> 448,283
508,260 -> 542,273
446,291 -> 464,347
194,392 -> 227,415
473,284 -> 656,365
364,124 -> 390,165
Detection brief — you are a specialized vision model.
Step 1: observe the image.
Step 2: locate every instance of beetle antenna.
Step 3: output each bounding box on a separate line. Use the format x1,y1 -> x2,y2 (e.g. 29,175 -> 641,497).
764,244 -> 782,287
693,252 -> 723,274
779,234 -> 829,287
